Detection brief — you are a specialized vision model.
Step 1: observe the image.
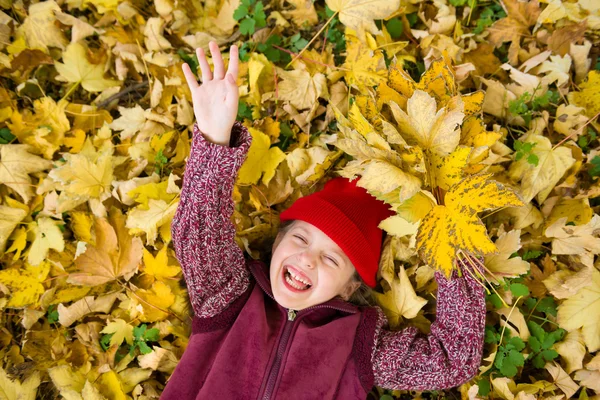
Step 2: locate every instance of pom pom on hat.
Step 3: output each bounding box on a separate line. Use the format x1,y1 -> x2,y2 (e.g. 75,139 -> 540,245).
279,177 -> 395,288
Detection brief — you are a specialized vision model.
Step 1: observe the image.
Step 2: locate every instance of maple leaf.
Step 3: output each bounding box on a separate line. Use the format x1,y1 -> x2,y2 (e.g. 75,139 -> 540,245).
0,144 -> 53,204
416,174 -> 524,276
372,265 -> 428,329
68,208 -> 143,286
568,70 -> 600,118
557,268 -> 600,352
484,230 -> 530,285
341,32 -> 388,90
27,217 -> 65,266
142,246 -> 180,282
389,90 -> 465,157
126,198 -> 179,246
508,134 -> 575,204
237,126 -> 286,186
57,292 -> 119,327
276,68 -> 328,110
0,367 -> 41,400
15,0 -> 67,52
0,203 -> 28,253
0,261 -> 50,308
325,0 -> 400,43
545,215 -> 600,256
100,319 -> 134,347
54,42 -> 120,92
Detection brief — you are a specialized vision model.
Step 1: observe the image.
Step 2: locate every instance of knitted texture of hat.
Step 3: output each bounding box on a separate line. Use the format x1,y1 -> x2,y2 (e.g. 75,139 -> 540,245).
279,177 -> 394,288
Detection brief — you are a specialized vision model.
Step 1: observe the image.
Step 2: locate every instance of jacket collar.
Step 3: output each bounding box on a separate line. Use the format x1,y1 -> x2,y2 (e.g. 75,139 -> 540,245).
247,259 -> 360,316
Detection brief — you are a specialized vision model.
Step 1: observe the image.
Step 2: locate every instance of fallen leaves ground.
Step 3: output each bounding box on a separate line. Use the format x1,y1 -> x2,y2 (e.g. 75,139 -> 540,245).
0,0 -> 599,398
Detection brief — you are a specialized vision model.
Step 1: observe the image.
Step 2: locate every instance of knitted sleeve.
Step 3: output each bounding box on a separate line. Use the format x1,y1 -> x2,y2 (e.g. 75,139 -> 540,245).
171,120 -> 252,319
371,259 -> 487,390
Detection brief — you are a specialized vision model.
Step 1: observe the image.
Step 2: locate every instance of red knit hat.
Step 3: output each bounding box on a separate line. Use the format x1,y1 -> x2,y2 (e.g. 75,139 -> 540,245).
279,177 -> 395,288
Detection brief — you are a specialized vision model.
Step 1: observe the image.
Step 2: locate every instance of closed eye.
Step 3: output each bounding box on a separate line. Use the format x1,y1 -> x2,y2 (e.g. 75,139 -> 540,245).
294,235 -> 339,266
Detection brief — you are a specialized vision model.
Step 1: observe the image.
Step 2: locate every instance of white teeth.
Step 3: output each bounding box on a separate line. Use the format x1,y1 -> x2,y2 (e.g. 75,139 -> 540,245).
287,268 -> 311,286
285,274 -> 309,290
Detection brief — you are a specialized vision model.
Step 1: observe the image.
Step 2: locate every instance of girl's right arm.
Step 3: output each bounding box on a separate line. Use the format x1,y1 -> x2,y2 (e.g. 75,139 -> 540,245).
171,120 -> 252,319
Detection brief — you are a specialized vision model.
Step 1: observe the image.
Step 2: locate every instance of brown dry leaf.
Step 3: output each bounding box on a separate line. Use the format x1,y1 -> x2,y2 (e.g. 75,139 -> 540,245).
68,208 -> 143,286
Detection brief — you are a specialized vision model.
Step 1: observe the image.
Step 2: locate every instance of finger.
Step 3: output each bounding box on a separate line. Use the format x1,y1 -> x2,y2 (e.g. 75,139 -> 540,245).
226,44 -> 239,82
197,47 -> 213,82
209,41 -> 225,80
225,74 -> 239,108
182,63 -> 198,92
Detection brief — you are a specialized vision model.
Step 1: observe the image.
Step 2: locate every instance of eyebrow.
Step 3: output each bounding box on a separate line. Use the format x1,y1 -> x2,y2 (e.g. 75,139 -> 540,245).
293,225 -> 346,262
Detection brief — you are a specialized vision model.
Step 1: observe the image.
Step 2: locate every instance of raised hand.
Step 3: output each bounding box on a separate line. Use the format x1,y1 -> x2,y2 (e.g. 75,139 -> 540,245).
182,41 -> 239,147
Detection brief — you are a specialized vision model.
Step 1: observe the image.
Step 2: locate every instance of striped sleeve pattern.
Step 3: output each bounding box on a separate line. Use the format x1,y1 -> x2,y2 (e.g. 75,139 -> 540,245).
371,259 -> 487,390
171,120 -> 252,318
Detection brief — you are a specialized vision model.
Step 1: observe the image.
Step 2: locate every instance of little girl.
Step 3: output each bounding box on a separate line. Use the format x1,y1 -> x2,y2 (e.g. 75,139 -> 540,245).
162,41 -> 487,399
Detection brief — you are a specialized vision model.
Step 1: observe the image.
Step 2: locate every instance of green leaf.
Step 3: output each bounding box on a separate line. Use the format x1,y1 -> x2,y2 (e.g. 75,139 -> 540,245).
508,336 -> 526,351
529,336 -> 541,352
527,153 -> 539,166
537,297 -> 558,317
133,324 -> 147,340
233,4 -> 249,20
522,250 -> 543,260
137,341 -> 153,354
508,349 -> 524,367
239,18 -> 256,35
510,283 -> 530,297
100,333 -> 114,351
47,305 -> 59,324
541,348 -> 558,361
589,156 -> 600,178
527,321 -> 546,342
385,18 -> 403,38
144,328 -> 160,342
0,128 -> 15,144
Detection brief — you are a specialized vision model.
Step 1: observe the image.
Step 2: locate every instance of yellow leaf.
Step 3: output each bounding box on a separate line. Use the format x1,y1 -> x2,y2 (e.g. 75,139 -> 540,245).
325,0 -> 400,43
15,1 -> 67,52
100,319 -> 134,347
68,208 -> 143,286
276,68 -> 328,110
378,215 -> 419,237
0,204 -> 28,253
545,215 -> 600,256
508,134 -> 575,204
47,150 -> 114,203
355,160 -> 422,202
372,265 -> 428,329
69,211 -> 94,243
125,198 -> 179,246
416,174 -> 524,276
484,230 -> 530,285
0,261 -> 50,308
393,191 -> 436,223
49,286 -> 92,305
57,292 -> 119,327
54,42 -> 120,92
142,246 -> 180,281
96,371 -> 127,400
342,33 -> 387,90
0,367 -> 40,400
427,146 -> 471,191
568,70 -> 600,118
127,180 -> 177,210
237,127 -> 286,186
48,365 -> 85,398
28,217 -> 65,266
461,91 -> 485,117
0,144 -> 53,204
416,59 -> 455,106
134,281 -> 175,322
389,90 -> 464,156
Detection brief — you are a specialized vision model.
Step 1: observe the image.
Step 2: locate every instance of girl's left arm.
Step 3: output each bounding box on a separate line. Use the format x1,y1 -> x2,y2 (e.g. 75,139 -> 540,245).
371,259 -> 487,391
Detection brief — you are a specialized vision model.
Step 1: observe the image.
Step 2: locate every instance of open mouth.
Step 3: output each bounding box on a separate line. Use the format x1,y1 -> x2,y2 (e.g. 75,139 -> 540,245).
282,265 -> 312,292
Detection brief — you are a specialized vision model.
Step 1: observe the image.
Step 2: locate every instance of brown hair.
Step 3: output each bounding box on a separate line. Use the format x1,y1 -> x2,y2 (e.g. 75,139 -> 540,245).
277,220 -> 375,307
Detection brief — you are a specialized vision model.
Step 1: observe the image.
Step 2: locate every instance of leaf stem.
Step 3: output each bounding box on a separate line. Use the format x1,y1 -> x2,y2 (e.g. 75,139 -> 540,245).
285,11 -> 338,69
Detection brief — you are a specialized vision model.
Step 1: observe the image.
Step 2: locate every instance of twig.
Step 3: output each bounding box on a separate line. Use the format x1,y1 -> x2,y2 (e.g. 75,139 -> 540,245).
552,110 -> 600,150
96,81 -> 149,109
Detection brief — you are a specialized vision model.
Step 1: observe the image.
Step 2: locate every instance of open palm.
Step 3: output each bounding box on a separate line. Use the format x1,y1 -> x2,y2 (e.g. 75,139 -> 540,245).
182,41 -> 239,146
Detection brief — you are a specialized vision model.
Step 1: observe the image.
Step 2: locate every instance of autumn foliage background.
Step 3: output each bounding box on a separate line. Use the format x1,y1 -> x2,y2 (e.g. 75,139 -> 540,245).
0,0 -> 599,398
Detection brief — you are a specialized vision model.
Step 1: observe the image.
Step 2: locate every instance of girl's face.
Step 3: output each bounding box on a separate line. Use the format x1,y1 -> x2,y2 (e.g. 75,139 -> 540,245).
269,220 -> 361,311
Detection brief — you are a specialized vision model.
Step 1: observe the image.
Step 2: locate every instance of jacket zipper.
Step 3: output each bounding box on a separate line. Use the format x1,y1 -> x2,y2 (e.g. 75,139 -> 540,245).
252,270 -> 357,399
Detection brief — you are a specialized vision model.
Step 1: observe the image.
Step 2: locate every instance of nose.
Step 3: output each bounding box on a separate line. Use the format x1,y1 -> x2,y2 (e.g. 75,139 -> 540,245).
297,250 -> 317,269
